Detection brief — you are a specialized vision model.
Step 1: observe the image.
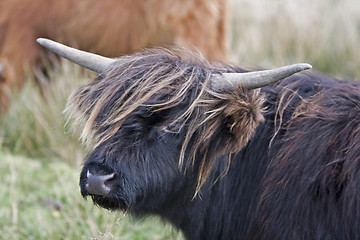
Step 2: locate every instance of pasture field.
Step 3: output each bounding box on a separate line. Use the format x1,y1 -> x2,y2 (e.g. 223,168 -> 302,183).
0,0 -> 359,239
229,0 -> 360,79
0,152 -> 182,240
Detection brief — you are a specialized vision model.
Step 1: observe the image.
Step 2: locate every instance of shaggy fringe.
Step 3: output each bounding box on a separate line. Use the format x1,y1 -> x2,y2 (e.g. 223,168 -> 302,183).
65,48 -> 263,189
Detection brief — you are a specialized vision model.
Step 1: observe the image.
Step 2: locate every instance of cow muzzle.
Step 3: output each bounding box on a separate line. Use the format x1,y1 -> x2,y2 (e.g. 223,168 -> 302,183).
85,170 -> 115,196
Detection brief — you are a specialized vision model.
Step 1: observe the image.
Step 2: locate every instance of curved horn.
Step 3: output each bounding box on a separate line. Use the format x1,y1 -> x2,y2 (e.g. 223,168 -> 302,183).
211,63 -> 312,91
36,38 -> 115,73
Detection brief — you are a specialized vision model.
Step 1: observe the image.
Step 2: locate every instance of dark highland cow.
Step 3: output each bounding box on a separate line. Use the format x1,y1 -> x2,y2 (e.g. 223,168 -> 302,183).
38,38 -> 360,239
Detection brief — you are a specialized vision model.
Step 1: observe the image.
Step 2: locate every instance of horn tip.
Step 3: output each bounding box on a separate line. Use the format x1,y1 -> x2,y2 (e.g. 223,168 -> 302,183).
297,63 -> 312,71
36,38 -> 48,46
36,38 -> 56,49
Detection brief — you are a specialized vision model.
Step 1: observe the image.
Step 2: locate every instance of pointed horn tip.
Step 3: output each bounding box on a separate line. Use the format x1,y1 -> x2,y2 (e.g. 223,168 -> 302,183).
294,63 -> 312,71
36,38 -> 50,47
36,38 -> 59,51
36,37 -> 45,44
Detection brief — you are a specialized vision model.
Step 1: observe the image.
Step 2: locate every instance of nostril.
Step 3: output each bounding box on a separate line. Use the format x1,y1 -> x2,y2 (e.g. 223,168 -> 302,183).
86,170 -> 116,196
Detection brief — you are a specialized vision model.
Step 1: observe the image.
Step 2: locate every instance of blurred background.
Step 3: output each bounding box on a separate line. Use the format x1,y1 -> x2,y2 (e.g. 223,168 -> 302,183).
0,0 -> 359,239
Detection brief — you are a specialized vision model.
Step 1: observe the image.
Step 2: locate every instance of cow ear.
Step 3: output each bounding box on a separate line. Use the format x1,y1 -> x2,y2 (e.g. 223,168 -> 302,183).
217,89 -> 265,153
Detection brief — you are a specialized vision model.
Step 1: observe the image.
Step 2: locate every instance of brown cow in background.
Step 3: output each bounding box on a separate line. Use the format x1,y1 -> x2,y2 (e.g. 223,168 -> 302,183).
0,0 -> 228,113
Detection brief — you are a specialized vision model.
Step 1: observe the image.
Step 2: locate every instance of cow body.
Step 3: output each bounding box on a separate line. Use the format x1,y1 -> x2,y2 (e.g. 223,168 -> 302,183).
153,73 -> 360,239
0,0 -> 227,112
245,74 -> 360,239
166,72 -> 360,239
59,47 -> 360,239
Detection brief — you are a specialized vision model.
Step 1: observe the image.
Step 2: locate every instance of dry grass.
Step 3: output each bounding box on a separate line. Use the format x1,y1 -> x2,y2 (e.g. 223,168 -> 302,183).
0,60 -> 87,167
229,0 -> 360,79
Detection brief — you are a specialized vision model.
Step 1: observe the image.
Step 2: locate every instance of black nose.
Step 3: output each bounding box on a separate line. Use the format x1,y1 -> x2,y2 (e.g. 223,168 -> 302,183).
86,170 -> 115,196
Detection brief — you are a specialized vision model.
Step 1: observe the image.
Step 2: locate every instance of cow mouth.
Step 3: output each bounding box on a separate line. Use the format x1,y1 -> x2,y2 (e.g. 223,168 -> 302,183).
89,194 -> 129,210
81,185 -> 130,210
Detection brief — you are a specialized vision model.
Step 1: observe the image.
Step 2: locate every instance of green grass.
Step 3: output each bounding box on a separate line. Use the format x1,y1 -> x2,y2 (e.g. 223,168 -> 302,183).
0,151 -> 183,240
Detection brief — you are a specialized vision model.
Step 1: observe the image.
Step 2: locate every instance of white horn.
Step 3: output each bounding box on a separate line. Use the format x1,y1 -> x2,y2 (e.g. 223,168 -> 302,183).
36,38 -> 115,73
211,63 -> 312,91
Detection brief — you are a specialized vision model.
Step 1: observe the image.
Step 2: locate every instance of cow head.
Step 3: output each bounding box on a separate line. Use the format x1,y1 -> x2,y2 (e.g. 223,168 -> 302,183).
37,38 -> 311,212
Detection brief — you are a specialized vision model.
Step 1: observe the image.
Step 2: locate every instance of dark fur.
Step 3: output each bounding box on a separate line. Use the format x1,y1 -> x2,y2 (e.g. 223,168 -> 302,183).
247,74 -> 360,239
67,49 -> 360,239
